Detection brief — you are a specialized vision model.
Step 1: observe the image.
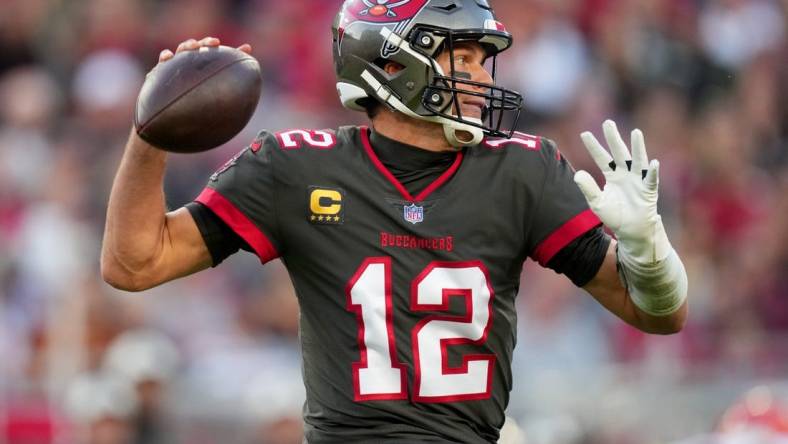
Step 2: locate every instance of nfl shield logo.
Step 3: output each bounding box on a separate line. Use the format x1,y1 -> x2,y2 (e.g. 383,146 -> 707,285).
403,203 -> 424,224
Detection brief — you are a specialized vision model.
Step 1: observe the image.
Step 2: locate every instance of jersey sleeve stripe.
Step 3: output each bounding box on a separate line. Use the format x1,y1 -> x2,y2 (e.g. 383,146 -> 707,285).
195,187 -> 279,264
532,209 -> 601,266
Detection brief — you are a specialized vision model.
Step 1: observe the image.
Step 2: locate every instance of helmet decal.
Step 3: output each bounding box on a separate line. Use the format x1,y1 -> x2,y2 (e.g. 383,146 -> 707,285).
344,0 -> 428,23
338,0 -> 429,58
380,20 -> 410,57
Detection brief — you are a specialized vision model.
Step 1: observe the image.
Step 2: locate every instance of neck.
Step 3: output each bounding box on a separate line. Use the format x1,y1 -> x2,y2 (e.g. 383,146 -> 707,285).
371,108 -> 457,153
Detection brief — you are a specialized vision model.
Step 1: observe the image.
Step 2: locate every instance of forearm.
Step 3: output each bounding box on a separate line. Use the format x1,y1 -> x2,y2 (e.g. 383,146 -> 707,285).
101,129 -> 169,280
585,241 -> 687,335
102,37 -> 238,290
618,241 -> 687,310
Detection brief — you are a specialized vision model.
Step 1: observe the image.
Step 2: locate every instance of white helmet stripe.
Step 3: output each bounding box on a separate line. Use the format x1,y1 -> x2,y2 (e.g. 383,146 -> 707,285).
380,27 -> 446,76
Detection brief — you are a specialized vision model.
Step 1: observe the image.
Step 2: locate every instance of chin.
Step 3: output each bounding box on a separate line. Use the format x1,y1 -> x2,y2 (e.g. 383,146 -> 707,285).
458,108 -> 483,120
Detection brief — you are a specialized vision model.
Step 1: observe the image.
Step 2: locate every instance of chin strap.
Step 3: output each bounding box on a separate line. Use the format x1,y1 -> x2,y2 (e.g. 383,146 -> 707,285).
443,119 -> 484,147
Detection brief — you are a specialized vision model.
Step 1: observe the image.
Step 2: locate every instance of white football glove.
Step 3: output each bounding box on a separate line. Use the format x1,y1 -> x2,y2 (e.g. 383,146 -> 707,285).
574,120 -> 687,316
573,120 -> 671,265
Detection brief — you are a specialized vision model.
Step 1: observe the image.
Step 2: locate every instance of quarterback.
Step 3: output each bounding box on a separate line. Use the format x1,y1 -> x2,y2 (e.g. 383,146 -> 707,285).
101,0 -> 688,442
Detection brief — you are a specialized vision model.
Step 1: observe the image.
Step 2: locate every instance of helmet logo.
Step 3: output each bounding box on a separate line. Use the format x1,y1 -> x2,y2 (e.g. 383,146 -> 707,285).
360,0 -> 411,18
339,0 -> 429,57
342,0 -> 428,24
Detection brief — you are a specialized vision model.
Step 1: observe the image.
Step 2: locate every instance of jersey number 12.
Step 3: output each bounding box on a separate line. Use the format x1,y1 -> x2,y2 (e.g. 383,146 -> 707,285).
347,257 -> 495,402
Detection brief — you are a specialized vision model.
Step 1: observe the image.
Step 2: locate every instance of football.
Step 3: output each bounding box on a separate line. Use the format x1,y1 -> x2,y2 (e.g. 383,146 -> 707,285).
134,45 -> 262,153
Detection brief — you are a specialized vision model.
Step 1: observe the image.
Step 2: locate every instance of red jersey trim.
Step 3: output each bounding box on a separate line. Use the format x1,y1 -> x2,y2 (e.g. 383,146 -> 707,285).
360,127 -> 464,203
532,209 -> 601,266
195,188 -> 279,264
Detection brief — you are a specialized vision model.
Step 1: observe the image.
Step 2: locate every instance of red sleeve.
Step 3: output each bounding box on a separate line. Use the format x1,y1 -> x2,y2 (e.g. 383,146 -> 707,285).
193,131 -> 281,264
531,209 -> 601,266
527,138 -> 602,266
195,188 -> 279,264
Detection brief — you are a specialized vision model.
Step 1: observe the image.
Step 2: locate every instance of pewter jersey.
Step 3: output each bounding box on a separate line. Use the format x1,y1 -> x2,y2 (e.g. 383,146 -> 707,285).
193,126 -> 603,443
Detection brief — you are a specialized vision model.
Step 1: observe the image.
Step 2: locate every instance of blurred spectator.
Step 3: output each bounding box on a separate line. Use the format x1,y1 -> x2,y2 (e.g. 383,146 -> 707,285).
72,50 -> 144,133
503,2 -> 590,117
245,371 -> 305,444
0,0 -> 49,73
103,329 -> 180,444
699,0 -> 785,70
718,386 -> 788,436
64,372 -> 138,444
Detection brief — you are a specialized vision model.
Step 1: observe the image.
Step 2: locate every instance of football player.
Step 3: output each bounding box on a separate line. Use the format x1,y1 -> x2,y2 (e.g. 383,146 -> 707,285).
102,0 -> 688,442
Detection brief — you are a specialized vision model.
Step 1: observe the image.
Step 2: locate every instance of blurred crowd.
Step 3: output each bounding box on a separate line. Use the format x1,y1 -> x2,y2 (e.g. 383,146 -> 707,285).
0,0 -> 786,443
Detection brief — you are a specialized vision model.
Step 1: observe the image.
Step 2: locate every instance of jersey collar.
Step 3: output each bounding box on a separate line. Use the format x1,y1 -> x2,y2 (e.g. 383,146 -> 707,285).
360,126 -> 464,203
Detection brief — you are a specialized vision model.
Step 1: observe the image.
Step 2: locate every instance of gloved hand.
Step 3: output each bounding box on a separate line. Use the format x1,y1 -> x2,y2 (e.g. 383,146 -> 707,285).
573,120 -> 672,265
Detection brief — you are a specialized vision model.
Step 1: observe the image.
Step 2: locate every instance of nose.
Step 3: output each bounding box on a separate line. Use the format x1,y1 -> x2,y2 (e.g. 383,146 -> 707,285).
471,65 -> 493,90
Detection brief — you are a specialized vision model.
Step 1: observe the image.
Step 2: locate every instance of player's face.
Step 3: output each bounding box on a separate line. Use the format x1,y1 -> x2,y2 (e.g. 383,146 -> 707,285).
434,42 -> 494,120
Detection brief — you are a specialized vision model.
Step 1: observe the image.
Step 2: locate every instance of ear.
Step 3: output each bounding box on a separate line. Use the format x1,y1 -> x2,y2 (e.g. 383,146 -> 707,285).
384,61 -> 405,75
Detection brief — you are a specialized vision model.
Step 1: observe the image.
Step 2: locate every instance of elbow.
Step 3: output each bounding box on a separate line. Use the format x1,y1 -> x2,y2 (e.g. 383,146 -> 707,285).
635,320 -> 683,335
648,318 -> 685,335
661,301 -> 689,335
100,254 -> 155,293
639,304 -> 688,335
666,312 -> 688,335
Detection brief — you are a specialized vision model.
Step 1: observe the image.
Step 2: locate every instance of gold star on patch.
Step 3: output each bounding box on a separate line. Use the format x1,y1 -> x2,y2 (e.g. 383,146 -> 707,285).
310,215 -> 317,221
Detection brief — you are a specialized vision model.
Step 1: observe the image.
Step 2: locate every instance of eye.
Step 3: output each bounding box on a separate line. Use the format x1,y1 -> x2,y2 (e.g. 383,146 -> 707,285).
454,55 -> 468,65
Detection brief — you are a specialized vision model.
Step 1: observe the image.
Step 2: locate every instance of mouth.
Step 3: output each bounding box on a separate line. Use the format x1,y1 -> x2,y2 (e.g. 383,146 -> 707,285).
458,99 -> 486,119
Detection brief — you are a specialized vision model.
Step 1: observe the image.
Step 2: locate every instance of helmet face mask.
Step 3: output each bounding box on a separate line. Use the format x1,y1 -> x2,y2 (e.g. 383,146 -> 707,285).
413,25 -> 523,139
333,0 -> 523,146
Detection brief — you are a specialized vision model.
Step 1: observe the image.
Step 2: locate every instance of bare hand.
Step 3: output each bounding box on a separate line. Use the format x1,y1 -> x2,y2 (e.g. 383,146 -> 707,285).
157,36 -> 252,64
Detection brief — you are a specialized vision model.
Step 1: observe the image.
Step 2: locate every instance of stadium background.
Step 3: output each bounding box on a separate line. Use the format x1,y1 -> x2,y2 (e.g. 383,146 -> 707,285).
0,0 -> 786,443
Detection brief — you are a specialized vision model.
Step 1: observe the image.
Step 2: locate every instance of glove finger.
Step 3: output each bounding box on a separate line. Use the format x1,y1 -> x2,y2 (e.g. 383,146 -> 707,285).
645,159 -> 660,190
580,131 -> 614,172
631,129 -> 649,173
574,170 -> 603,207
603,120 -> 632,170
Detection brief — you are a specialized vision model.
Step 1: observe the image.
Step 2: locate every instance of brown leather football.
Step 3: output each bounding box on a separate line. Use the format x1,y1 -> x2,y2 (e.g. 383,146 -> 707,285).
134,45 -> 262,153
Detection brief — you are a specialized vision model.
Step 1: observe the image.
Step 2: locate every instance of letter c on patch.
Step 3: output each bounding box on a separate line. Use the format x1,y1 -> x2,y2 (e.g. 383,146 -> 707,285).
310,189 -> 342,215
